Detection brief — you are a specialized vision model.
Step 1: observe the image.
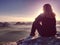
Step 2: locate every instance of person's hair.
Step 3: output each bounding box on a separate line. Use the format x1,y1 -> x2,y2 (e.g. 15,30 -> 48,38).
43,4 -> 55,18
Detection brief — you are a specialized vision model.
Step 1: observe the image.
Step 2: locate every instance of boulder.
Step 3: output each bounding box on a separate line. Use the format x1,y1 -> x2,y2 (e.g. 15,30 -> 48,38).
0,22 -> 10,28
3,22 -> 10,27
15,22 -> 25,25
17,36 -> 60,45
0,22 -> 3,27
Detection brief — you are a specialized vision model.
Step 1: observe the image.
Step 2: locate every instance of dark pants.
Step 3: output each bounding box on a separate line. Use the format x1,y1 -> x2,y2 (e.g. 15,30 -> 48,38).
30,22 -> 42,36
30,22 -> 56,37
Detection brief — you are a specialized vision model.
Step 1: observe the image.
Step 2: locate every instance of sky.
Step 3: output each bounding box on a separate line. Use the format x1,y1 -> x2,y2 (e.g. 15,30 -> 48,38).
0,0 -> 60,22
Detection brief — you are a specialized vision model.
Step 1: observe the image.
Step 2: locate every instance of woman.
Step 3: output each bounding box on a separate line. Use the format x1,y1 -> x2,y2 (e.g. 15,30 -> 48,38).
17,4 -> 57,45
30,4 -> 57,37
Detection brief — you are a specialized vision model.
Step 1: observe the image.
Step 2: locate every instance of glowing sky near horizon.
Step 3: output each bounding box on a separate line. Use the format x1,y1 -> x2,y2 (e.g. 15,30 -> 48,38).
0,0 -> 60,22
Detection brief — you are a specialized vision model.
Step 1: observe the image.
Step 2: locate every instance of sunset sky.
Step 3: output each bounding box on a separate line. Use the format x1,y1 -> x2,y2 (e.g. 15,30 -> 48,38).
0,0 -> 60,22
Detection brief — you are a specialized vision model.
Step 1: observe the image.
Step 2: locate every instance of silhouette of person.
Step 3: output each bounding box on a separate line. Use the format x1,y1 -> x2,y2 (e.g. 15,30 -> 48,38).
30,4 -> 57,37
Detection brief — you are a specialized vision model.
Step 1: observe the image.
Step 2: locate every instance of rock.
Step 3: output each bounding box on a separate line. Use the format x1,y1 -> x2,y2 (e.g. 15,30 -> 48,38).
15,22 -> 25,25
15,22 -> 32,25
0,22 -> 10,28
17,36 -> 60,45
3,22 -> 10,27
0,22 -> 3,27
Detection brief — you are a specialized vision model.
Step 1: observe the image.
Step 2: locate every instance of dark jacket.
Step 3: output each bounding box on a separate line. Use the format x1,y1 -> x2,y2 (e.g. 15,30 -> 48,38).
35,13 -> 56,37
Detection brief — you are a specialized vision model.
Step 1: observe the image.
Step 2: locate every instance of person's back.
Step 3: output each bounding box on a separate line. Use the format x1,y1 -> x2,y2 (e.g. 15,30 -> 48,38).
37,13 -> 56,37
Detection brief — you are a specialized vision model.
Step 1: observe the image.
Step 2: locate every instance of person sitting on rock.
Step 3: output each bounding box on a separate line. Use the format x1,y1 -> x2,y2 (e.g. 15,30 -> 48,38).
17,4 -> 57,45
30,4 -> 57,38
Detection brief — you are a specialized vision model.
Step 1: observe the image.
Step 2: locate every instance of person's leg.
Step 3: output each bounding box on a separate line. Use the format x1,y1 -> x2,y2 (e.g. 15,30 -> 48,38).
36,24 -> 42,36
30,22 -> 37,36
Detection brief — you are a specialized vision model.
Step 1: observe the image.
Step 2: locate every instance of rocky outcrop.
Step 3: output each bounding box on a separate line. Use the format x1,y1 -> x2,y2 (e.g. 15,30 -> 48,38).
0,22 -> 3,27
15,22 -> 25,25
17,36 -> 60,45
15,22 -> 32,25
0,22 -> 10,28
3,22 -> 10,27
